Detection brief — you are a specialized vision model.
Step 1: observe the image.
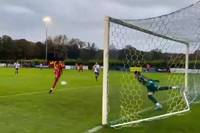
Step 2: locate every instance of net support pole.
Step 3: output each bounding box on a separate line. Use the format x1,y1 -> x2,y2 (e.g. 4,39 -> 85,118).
102,16 -> 110,125
184,44 -> 190,108
185,44 -> 189,92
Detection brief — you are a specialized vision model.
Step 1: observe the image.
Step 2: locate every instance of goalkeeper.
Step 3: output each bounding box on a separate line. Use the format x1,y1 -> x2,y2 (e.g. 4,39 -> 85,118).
134,71 -> 178,110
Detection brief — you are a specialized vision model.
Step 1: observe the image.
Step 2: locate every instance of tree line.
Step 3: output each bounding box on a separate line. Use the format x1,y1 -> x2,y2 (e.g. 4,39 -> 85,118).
1,34 -> 200,68
0,35 -> 103,62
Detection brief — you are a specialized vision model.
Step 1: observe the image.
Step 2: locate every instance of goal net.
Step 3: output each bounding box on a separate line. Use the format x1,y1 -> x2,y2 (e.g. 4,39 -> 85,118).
102,1 -> 200,128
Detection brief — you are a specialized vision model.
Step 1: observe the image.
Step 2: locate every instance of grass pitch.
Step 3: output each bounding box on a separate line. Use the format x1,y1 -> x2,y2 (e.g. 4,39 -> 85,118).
0,68 -> 199,133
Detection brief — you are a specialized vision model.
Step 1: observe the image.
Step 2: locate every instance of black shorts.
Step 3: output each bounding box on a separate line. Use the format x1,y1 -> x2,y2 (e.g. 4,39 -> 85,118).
147,87 -> 158,93
95,72 -> 99,76
16,68 -> 19,71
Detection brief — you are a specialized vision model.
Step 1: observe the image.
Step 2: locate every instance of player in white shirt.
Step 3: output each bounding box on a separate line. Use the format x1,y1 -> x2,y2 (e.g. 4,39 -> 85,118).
14,62 -> 20,75
93,62 -> 100,81
40,63 -> 43,70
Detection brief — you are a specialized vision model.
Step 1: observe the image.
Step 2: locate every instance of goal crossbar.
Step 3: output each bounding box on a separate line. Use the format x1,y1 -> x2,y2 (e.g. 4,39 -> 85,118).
109,17 -> 189,46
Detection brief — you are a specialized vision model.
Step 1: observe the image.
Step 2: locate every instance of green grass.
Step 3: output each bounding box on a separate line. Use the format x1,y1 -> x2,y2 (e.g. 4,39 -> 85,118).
0,68 -> 199,133
0,68 -> 102,133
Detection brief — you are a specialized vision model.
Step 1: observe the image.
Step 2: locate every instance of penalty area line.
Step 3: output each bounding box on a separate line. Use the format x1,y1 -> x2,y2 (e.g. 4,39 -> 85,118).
85,125 -> 103,133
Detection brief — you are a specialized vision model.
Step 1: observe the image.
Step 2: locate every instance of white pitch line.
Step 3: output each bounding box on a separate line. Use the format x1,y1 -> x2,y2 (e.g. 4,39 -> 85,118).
0,85 -> 101,98
0,91 -> 47,98
110,95 -> 183,125
85,125 -> 103,133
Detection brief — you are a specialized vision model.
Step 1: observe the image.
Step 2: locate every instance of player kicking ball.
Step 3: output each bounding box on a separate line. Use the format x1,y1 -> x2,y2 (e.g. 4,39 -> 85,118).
134,71 -> 179,110
93,62 -> 100,81
49,61 -> 65,94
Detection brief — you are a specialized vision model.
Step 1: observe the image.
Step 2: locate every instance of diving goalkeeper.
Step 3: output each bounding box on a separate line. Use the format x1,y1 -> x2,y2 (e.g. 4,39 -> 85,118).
134,71 -> 178,110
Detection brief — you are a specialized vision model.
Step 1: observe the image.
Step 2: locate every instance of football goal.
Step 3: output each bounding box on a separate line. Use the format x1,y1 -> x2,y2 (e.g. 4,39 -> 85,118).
102,1 -> 200,128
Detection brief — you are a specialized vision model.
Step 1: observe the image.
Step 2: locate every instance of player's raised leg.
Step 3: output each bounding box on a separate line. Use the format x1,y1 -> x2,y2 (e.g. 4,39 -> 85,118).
49,75 -> 60,94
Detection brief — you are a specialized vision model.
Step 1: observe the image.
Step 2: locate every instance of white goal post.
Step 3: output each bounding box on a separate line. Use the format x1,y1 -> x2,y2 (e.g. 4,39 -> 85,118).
102,16 -> 110,125
102,16 -> 191,127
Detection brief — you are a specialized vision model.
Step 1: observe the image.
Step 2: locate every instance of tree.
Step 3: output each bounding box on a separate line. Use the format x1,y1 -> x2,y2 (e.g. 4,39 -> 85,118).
67,39 -> 80,59
0,35 -> 15,59
52,35 -> 68,60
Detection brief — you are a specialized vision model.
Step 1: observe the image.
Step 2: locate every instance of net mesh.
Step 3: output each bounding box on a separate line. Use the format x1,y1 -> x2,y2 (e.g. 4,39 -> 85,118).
108,1 -> 200,127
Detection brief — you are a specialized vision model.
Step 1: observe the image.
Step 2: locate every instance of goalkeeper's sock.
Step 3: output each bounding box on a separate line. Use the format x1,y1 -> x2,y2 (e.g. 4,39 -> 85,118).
159,86 -> 168,90
171,86 -> 179,89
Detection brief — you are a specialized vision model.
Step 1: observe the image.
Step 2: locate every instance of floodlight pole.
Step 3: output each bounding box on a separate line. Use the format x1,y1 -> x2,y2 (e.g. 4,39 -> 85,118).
45,23 -> 48,62
43,16 -> 51,63
102,16 -> 110,125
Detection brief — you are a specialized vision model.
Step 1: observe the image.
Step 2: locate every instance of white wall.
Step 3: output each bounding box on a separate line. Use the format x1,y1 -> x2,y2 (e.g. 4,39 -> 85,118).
170,68 -> 200,73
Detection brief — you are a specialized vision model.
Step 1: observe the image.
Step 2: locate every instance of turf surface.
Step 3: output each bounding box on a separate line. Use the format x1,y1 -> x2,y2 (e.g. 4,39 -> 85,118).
0,68 -> 199,133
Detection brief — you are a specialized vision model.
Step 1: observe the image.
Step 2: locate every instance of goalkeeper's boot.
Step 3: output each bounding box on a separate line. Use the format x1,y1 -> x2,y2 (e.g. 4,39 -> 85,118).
171,86 -> 183,95
171,86 -> 180,90
155,103 -> 163,110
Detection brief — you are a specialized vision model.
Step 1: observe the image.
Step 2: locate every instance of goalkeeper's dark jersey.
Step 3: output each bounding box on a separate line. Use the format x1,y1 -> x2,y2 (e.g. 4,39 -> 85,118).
138,75 -> 159,92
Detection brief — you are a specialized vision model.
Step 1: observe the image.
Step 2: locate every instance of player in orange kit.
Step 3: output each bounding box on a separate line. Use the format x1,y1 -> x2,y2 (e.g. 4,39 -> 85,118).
49,61 -> 65,94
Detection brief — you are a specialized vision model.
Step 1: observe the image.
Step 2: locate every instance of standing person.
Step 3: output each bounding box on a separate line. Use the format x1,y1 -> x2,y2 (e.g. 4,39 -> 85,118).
93,62 -> 100,81
146,64 -> 151,72
49,61 -> 65,94
40,63 -> 43,70
79,64 -> 83,72
75,63 -> 78,70
14,61 -> 20,75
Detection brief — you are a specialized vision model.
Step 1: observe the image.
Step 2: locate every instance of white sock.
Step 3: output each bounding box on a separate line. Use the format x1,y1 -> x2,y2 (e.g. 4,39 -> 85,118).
172,86 -> 176,89
172,86 -> 179,89
156,102 -> 161,106
156,103 -> 162,108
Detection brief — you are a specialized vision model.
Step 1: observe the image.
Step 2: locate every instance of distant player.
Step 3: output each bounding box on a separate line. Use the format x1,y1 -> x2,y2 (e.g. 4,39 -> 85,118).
14,61 -> 20,75
40,63 -> 43,70
75,63 -> 78,70
78,64 -> 83,72
93,62 -> 100,81
49,61 -> 65,94
146,64 -> 151,72
134,71 -> 179,110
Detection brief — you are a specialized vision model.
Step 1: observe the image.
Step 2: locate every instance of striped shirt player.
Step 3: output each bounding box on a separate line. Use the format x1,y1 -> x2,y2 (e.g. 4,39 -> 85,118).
134,71 -> 179,110
14,62 -> 20,75
93,63 -> 100,81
